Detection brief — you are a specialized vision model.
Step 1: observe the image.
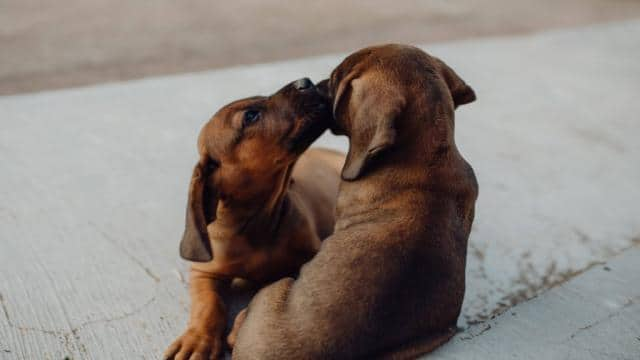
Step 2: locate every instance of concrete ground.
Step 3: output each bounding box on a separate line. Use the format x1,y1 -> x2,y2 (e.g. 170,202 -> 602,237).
430,248 -> 640,360
1,20 -> 639,359
3,0 -> 640,95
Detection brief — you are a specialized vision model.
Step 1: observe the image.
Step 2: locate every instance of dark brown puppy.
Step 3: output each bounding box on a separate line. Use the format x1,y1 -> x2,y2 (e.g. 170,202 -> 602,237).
230,45 -> 478,359
164,78 -> 344,360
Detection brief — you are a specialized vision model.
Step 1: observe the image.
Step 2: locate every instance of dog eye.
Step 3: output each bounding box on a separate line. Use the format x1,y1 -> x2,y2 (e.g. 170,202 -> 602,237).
243,110 -> 261,126
204,159 -> 218,173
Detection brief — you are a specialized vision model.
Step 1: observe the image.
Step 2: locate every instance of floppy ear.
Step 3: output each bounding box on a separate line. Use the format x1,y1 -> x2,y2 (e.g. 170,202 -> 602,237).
433,57 -> 476,108
331,70 -> 360,119
179,164 -> 217,262
340,76 -> 405,181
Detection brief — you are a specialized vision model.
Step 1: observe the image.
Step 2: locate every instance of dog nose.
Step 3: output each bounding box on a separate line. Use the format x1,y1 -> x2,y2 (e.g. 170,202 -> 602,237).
293,77 -> 313,90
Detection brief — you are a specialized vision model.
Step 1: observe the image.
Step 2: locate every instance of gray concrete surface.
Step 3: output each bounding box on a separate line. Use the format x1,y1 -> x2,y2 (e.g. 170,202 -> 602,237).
3,0 -> 640,95
429,247 -> 640,360
1,20 -> 640,359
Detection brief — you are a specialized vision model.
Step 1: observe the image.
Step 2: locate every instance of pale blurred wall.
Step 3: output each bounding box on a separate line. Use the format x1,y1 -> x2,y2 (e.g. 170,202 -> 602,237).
2,0 -> 640,94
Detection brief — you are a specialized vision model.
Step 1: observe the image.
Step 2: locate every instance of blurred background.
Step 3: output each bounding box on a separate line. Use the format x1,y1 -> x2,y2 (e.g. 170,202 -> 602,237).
2,0 -> 640,95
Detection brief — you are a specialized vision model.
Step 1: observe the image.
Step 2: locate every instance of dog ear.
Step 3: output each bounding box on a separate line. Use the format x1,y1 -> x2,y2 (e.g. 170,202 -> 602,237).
433,57 -> 476,108
341,76 -> 405,181
331,71 -> 360,119
179,164 -> 217,262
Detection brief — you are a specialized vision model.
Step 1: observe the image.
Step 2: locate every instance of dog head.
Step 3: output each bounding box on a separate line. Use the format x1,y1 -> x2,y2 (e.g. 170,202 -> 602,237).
180,78 -> 331,262
326,44 -> 475,181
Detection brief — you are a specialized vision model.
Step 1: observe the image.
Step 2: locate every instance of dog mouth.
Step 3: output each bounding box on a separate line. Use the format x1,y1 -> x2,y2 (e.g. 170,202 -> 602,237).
286,95 -> 331,153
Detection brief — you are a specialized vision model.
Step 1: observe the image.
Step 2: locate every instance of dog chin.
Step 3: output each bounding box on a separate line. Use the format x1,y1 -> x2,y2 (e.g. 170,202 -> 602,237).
287,117 -> 327,153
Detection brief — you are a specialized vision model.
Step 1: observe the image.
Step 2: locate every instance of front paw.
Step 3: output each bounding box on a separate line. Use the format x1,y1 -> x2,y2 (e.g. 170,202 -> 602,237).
164,327 -> 222,360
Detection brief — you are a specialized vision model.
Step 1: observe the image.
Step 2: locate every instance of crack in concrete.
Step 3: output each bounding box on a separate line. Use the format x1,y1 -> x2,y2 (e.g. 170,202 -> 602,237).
566,296 -> 638,341
2,292 -> 80,357
2,292 -> 68,338
2,221 -> 166,357
88,221 -> 161,283
74,294 -> 158,331
0,293 -> 12,327
1,291 -> 158,335
0,285 -> 159,357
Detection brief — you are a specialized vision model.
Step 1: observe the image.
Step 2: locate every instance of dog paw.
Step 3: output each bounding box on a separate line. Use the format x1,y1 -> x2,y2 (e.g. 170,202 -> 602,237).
164,327 -> 222,360
226,308 -> 248,349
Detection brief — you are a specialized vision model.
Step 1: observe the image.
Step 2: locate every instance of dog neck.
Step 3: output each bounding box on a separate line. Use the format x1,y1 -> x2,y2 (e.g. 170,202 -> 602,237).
209,163 -> 295,247
335,143 -> 464,230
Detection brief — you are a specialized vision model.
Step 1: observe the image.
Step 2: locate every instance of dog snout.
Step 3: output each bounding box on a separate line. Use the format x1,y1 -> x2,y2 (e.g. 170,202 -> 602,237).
293,77 -> 313,90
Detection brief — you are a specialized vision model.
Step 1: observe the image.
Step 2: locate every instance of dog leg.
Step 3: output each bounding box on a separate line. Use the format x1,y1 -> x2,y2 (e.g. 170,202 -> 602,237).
231,278 -> 299,359
164,268 -> 229,360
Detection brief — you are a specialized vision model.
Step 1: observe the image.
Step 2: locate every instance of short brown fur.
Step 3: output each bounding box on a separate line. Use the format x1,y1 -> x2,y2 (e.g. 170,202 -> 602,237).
231,45 -> 478,359
164,79 -> 344,360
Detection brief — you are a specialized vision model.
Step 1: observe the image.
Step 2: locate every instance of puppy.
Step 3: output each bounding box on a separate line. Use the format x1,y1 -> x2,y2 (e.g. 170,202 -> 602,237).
164,78 -> 344,360
230,45 -> 478,359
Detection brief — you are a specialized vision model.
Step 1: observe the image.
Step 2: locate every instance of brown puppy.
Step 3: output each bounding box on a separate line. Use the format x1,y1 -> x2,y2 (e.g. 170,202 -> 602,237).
230,45 -> 478,359
164,78 -> 344,360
